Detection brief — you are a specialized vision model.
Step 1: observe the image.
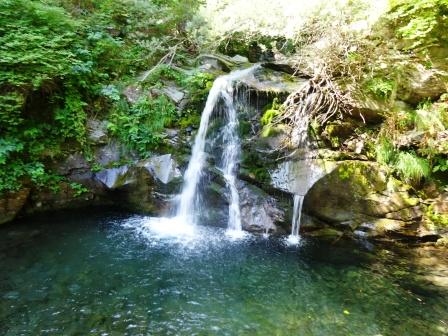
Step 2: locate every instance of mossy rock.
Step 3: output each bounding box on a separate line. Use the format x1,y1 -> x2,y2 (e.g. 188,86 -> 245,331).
304,161 -> 421,224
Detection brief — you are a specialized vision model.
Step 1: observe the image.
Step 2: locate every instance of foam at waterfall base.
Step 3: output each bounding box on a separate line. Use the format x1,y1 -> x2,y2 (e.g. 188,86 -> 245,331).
121,215 -> 251,249
285,234 -> 302,246
225,228 -> 249,240
143,216 -> 197,238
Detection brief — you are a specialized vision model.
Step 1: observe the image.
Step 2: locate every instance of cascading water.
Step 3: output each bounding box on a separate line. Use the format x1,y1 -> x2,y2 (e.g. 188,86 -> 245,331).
285,88 -> 316,244
291,194 -> 304,236
287,194 -> 304,244
219,90 -> 243,234
158,65 -> 258,236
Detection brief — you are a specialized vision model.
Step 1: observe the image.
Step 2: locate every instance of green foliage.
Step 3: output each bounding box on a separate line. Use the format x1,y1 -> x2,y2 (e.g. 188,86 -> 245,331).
376,138 -> 397,164
0,0 -> 201,193
178,110 -> 201,129
69,182 -> 89,197
388,0 -> 448,50
260,98 -> 282,137
181,71 -> 215,109
426,204 -> 448,227
365,77 -> 395,100
395,151 -> 430,186
54,90 -> 88,146
108,96 -> 176,156
432,157 -> 448,173
0,160 -> 63,193
142,65 -> 188,87
0,0 -> 77,131
261,110 -> 280,126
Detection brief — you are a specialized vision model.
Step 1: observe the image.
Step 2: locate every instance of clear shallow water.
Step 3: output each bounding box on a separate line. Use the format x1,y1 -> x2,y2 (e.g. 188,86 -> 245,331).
1,209 -> 447,336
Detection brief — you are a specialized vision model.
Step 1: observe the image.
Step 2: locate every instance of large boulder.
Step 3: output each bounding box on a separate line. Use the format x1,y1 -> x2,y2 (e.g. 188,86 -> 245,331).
348,93 -> 389,123
238,182 -> 285,233
196,54 -> 236,73
304,161 -> 422,238
55,152 -> 106,195
137,154 -> 181,185
24,182 -> 99,215
398,63 -> 448,105
123,85 -> 144,104
95,165 -> 158,213
241,66 -> 305,97
94,154 -> 182,213
269,159 -> 336,196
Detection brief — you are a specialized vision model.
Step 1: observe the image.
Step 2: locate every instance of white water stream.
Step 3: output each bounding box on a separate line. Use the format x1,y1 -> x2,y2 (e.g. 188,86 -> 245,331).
143,64 -> 315,242
145,65 -> 257,238
286,194 -> 304,245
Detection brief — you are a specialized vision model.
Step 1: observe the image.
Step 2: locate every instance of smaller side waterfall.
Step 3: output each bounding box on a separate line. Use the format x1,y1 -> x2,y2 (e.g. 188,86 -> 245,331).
286,194 -> 304,244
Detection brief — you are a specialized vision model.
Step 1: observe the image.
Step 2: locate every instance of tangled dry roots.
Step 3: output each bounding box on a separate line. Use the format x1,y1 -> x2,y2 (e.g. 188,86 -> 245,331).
272,73 -> 352,148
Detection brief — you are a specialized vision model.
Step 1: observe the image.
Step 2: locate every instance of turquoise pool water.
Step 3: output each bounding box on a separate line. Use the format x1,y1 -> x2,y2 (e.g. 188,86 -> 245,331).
1,209 -> 447,335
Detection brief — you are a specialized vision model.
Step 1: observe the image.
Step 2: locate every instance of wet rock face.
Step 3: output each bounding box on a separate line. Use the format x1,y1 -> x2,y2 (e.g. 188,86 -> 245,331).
87,119 -> 109,144
93,154 -> 182,214
24,183 -> 100,215
238,182 -> 285,234
304,161 -> 424,239
269,159 -> 336,196
137,154 -> 182,185
94,165 -> 159,213
0,189 -> 30,225
241,66 -> 305,97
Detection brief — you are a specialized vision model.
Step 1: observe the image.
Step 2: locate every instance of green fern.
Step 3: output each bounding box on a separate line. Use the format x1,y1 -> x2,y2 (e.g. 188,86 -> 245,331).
376,138 -> 397,165
395,151 -> 430,186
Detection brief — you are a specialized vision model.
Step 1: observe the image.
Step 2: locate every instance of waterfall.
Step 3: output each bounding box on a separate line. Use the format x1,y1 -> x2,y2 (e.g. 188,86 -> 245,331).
220,90 -> 242,233
284,89 -> 317,244
176,65 -> 259,233
287,194 -> 304,244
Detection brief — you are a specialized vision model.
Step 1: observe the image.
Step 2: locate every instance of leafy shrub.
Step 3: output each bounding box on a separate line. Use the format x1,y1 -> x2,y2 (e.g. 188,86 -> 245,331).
0,0 -> 202,193
388,0 -> 448,50
365,77 -> 395,100
432,157 -> 448,173
178,110 -> 201,129
426,204 -> 448,227
108,96 -> 176,156
69,182 -> 89,197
